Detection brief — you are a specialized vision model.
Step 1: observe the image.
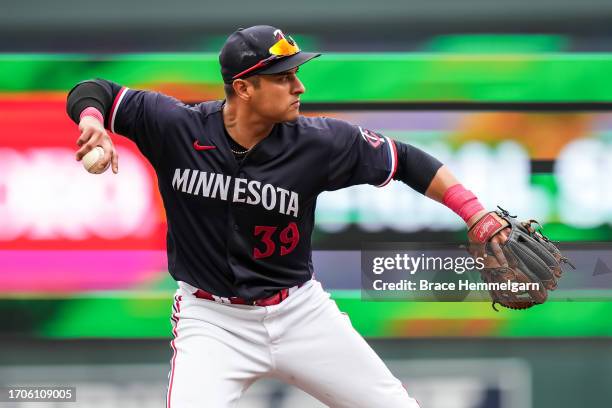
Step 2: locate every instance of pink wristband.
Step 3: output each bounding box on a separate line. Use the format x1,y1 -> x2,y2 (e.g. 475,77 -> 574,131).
79,107 -> 104,126
442,184 -> 484,223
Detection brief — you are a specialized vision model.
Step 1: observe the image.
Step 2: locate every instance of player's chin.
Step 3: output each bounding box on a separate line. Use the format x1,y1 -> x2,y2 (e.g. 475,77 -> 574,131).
285,107 -> 300,121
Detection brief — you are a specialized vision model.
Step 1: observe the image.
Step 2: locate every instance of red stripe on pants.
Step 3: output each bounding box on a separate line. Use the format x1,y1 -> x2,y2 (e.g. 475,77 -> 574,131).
167,295 -> 182,408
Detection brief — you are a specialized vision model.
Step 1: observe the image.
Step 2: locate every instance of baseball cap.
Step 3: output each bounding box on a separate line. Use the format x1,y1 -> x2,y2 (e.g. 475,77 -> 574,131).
219,25 -> 321,84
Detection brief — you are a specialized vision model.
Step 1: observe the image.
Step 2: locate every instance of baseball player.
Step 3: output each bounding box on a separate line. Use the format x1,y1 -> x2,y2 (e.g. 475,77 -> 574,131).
66,25 -> 512,407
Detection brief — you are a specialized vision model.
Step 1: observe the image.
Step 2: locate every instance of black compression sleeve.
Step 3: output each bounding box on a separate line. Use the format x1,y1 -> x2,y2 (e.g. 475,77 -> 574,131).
66,80 -> 114,127
392,141 -> 443,194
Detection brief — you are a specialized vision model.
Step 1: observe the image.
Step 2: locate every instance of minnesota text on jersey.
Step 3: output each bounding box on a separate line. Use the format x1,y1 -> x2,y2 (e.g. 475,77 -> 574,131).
172,168 -> 300,217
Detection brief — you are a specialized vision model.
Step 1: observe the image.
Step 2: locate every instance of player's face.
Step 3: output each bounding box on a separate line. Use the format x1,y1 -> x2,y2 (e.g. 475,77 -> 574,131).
250,68 -> 305,122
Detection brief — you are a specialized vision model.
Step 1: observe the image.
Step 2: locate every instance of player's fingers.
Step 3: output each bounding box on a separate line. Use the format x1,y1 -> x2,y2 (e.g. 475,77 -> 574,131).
492,232 -> 509,245
490,241 -> 508,267
76,128 -> 94,147
75,138 -> 100,161
79,125 -> 106,146
494,232 -> 507,246
499,227 -> 511,243
95,136 -> 117,174
75,145 -> 92,161
100,145 -> 113,169
111,149 -> 119,174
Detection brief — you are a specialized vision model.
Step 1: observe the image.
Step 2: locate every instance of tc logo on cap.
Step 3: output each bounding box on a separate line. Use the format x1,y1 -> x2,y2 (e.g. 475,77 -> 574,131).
269,30 -> 299,57
273,29 -> 295,45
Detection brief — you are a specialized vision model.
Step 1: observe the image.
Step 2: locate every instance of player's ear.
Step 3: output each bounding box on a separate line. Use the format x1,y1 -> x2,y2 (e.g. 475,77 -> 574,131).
233,79 -> 252,101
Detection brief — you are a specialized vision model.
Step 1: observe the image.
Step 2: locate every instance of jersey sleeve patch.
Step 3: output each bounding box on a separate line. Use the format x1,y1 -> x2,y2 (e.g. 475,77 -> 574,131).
358,126 -> 385,149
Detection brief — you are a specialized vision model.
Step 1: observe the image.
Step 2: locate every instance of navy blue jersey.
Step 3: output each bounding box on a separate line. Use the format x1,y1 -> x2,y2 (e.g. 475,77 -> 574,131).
108,87 -> 398,300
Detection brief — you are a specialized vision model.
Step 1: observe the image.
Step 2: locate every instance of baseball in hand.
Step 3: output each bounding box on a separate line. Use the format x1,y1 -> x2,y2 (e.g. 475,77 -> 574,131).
82,146 -> 110,174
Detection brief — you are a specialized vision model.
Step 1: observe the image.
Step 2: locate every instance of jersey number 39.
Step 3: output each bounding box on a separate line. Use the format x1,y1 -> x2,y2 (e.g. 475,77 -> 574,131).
253,222 -> 300,259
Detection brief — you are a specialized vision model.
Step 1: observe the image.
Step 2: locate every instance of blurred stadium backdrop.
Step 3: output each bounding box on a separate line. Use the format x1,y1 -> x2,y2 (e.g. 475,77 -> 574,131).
2,1 -> 612,406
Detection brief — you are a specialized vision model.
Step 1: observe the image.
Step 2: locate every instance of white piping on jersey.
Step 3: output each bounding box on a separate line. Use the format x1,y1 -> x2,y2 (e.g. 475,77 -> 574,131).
377,136 -> 398,187
110,87 -> 129,134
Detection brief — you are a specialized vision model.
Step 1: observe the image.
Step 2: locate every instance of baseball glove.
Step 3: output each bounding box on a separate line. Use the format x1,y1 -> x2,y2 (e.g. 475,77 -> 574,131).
468,207 -> 574,311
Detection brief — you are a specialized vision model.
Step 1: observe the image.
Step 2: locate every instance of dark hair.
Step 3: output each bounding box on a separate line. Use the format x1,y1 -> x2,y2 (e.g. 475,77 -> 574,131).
224,76 -> 260,99
224,83 -> 236,98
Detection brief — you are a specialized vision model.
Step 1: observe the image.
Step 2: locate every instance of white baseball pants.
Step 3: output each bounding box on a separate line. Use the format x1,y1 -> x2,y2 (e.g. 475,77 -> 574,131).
166,280 -> 420,408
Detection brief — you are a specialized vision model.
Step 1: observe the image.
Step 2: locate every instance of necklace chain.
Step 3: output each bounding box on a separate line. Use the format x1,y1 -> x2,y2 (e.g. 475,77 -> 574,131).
230,147 -> 250,155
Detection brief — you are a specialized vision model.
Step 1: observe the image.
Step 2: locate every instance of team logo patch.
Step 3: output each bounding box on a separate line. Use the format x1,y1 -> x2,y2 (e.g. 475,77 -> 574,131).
273,29 -> 290,43
359,127 -> 385,149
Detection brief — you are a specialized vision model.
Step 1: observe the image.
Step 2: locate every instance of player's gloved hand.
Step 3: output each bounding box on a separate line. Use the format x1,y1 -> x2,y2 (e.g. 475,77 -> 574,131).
467,209 -> 511,267
466,207 -> 573,311
76,116 -> 119,174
